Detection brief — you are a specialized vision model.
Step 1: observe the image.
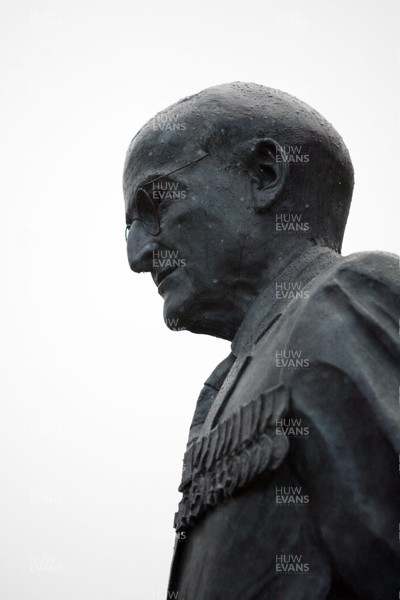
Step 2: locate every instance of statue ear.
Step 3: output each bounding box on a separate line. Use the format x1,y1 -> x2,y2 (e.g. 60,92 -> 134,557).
248,138 -> 288,212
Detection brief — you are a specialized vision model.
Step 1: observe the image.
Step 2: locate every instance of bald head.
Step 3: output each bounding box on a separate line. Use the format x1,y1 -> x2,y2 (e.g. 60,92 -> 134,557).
124,82 -> 354,252
123,83 -> 355,338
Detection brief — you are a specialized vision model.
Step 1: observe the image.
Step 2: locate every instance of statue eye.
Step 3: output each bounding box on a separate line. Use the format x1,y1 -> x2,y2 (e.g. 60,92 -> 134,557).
148,178 -> 172,204
148,178 -> 185,206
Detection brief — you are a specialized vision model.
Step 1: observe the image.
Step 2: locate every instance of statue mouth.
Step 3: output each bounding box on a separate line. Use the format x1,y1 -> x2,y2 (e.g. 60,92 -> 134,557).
153,267 -> 177,287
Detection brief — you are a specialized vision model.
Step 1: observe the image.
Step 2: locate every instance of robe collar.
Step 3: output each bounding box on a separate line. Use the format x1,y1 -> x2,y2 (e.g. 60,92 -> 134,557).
231,245 -> 342,357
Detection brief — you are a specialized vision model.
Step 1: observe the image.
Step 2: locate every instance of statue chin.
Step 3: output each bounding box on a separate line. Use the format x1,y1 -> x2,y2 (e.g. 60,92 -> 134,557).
163,302 -> 219,337
162,295 -> 192,332
162,283 -> 212,335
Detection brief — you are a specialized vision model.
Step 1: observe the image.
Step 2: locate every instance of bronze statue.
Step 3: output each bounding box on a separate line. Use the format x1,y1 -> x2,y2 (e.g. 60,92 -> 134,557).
123,82 -> 400,599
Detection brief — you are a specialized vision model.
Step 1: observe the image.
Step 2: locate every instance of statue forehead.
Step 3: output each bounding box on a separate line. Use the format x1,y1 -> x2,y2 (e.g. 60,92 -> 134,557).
123,111 -> 208,193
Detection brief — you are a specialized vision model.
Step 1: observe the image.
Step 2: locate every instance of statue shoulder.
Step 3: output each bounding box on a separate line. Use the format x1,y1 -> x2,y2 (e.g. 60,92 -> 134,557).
298,250 -> 400,320
282,249 -> 400,369
332,250 -> 399,283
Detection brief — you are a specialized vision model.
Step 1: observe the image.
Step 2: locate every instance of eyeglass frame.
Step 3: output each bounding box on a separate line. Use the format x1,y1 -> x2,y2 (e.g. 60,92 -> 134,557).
125,152 -> 210,241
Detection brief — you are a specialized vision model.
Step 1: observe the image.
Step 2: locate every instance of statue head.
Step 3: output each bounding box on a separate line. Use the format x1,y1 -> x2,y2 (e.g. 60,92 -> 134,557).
123,82 -> 354,340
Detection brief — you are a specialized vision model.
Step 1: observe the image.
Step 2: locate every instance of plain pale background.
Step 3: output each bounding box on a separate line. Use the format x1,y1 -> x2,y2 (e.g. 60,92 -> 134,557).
1,0 -> 399,598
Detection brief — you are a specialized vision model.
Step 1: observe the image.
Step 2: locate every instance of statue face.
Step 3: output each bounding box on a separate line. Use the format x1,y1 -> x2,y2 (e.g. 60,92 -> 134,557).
124,128 -> 256,338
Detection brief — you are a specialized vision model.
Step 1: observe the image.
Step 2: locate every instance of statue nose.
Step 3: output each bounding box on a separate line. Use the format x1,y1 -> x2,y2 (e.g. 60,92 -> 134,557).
126,221 -> 158,273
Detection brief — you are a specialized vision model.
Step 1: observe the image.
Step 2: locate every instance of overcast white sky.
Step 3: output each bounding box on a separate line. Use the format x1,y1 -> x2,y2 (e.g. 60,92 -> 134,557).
1,0 -> 399,598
